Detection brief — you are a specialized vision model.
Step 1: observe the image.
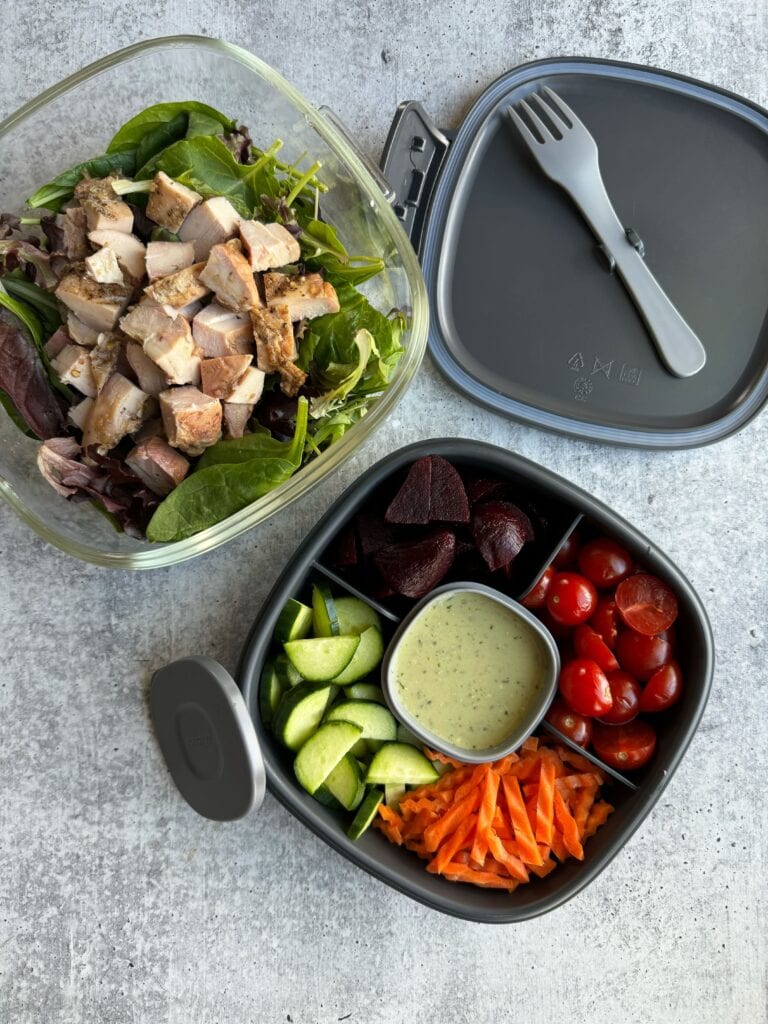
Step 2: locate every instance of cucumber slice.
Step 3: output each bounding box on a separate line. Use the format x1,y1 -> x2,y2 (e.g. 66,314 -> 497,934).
274,652 -> 303,688
367,739 -> 385,754
350,738 -> 370,759
294,721 -> 363,794
365,743 -> 439,785
385,783 -> 406,809
272,681 -> 334,751
331,627 -> 384,685
258,660 -> 284,727
396,723 -> 422,747
345,682 -> 386,704
347,787 -> 384,840
273,598 -> 313,643
334,596 -> 382,636
325,700 -> 397,741
284,635 -> 360,681
322,753 -> 365,811
313,785 -> 343,810
312,582 -> 340,637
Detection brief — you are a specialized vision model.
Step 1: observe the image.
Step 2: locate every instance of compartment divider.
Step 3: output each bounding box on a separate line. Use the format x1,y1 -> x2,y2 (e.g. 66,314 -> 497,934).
517,513 -> 584,599
312,562 -> 402,623
540,721 -> 638,791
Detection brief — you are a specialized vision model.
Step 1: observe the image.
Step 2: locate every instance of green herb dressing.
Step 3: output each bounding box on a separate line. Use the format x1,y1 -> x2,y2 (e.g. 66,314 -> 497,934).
392,591 -> 549,751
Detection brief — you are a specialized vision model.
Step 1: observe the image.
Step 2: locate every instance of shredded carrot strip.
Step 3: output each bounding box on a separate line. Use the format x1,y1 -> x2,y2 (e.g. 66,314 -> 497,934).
535,759 -> 556,845
501,775 -> 543,866
470,768 -> 500,865
553,788 -> 584,860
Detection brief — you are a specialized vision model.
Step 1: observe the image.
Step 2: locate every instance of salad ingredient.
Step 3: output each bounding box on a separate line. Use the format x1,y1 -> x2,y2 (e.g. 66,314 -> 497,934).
50,344 -> 96,396
74,177 -> 134,234
273,598 -> 314,644
177,195 -> 242,260
345,683 -> 386,704
599,671 -> 641,725
143,260 -> 210,307
520,566 -> 555,610
589,595 -> 620,648
240,219 -> 300,270
85,247 -> 123,285
334,596 -> 382,636
0,314 -> 66,439
374,529 -> 457,599
546,572 -> 597,626
578,537 -> 634,588
615,573 -> 679,635
200,354 -> 254,400
365,743 -> 438,785
639,661 -> 683,713
264,272 -> 340,321
159,386 -> 221,454
553,528 -> 581,567
54,272 -> 131,331
318,754 -> 365,812
325,701 -> 397,741
384,454 -> 470,525
558,659 -> 613,717
83,373 -> 151,453
389,590 -> 550,751
272,681 -> 335,750
284,635 -> 360,681
312,581 -> 340,637
125,436 -> 190,496
330,624 -> 384,684
294,720 -> 363,794
145,240 -> 193,281
591,720 -> 657,770
615,630 -> 672,681
146,171 -> 202,231
199,240 -> 261,311
573,623 -> 619,672
90,229 -> 147,280
374,737 -> 613,891
544,698 -> 592,747
347,789 -> 384,840
471,500 -> 534,573
193,302 -> 253,356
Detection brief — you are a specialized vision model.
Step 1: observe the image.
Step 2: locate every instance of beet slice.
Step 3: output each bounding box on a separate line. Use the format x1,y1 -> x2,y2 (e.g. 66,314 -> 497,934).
328,523 -> 358,567
428,455 -> 470,523
465,475 -> 505,506
385,457 -> 431,524
356,511 -> 398,558
471,501 -> 534,572
374,529 -> 456,598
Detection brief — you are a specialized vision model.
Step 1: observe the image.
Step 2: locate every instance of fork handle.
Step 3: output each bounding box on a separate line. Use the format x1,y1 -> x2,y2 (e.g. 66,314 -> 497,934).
566,175 -> 706,378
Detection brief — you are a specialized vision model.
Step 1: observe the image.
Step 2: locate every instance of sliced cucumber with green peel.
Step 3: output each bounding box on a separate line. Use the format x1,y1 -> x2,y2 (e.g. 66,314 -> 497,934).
284,635 -> 359,681
331,627 -> 384,685
347,787 -> 384,840
312,582 -> 340,637
274,652 -> 303,688
345,682 -> 386,704
274,598 -> 313,643
325,700 -> 397,741
334,596 -> 382,636
294,721 -> 363,795
273,681 -> 333,751
367,739 -> 385,754
365,743 -> 439,785
258,661 -> 284,727
384,783 -> 406,809
350,738 -> 370,758
321,754 -> 365,811
396,723 -> 422,747
313,785 -> 343,810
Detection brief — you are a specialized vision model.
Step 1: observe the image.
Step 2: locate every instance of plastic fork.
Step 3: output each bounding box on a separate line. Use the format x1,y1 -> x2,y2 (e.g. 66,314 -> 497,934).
507,87 -> 706,378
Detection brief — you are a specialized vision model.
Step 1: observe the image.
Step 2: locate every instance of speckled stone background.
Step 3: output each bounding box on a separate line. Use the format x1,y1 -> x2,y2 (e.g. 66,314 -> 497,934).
1,2 -> 767,1022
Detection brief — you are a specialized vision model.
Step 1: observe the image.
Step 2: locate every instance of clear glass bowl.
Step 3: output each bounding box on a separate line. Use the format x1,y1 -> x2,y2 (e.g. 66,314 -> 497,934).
0,35 -> 428,568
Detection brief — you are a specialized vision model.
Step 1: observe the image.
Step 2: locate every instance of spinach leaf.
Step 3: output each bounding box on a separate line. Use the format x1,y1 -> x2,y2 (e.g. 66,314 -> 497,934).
107,101 -> 235,154
133,111 -> 188,179
146,398 -> 308,542
26,151 -> 137,212
299,218 -> 385,286
0,274 -> 61,337
154,136 -> 263,218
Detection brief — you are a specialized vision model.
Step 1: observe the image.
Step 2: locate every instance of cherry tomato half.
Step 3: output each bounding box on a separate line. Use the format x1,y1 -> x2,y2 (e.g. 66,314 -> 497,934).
599,670 -> 641,724
615,630 -> 672,681
573,624 -> 619,673
553,529 -> 581,568
589,596 -> 620,649
577,537 -> 634,589
591,719 -> 657,770
639,661 -> 683,713
520,566 -> 555,610
546,572 -> 597,627
545,698 -> 593,748
559,659 -> 613,717
615,573 -> 679,636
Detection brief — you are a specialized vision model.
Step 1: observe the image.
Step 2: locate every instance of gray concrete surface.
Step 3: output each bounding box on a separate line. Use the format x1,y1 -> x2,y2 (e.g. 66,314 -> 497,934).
1,2 -> 767,1022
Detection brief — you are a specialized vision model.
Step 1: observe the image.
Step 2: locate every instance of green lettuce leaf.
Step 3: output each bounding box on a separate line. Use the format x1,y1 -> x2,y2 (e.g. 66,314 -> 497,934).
26,151 -> 137,212
310,329 -> 376,418
107,101 -> 235,153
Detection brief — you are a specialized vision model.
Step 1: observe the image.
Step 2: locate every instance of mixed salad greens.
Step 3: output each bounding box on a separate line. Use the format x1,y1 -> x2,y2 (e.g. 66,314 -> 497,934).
0,101 -> 405,541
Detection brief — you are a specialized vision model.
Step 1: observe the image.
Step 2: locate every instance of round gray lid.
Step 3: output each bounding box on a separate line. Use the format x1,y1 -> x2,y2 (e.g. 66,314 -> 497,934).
150,656 -> 265,821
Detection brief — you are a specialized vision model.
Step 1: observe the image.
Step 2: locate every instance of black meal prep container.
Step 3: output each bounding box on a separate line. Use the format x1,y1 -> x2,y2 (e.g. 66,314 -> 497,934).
153,440 -> 713,923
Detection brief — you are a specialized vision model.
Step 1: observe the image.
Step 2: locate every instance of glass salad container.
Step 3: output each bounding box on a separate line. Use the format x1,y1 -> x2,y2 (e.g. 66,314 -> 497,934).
0,35 -> 428,568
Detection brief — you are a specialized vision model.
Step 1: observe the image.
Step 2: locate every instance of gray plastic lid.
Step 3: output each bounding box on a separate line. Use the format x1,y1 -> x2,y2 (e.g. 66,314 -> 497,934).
150,656 -> 265,821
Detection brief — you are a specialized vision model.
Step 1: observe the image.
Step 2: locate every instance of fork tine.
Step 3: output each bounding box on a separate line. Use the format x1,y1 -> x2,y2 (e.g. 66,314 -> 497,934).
531,92 -> 569,135
506,105 -> 541,148
542,87 -> 589,134
518,99 -> 553,143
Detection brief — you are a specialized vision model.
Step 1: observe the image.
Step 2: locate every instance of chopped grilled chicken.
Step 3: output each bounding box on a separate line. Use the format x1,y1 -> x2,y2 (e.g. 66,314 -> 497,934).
120,301 -> 174,344
146,172 -> 202,232
143,316 -> 202,386
192,302 -> 254,357
251,304 -> 296,372
165,298 -> 203,321
222,402 -> 254,439
143,261 -> 210,308
82,373 -> 151,454
55,273 -> 132,332
131,417 -> 165,443
89,334 -> 122,392
43,327 -> 71,359
74,177 -> 133,233
125,341 -> 168,396
51,343 -> 97,397
125,435 -> 190,496
159,386 -> 222,456
239,220 -> 301,271
199,239 -> 261,312
85,246 -> 124,285
55,207 -> 89,259
88,230 -> 146,281
145,240 -> 195,282
277,359 -> 307,398
177,196 -> 241,260
263,272 -> 340,320
67,396 -> 94,432
226,366 -> 265,405
199,354 -> 253,400
66,312 -> 100,347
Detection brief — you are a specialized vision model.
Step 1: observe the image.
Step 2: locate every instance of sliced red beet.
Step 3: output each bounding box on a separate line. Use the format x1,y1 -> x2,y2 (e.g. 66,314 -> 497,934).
465,476 -> 505,506
374,529 -> 456,598
384,457 -> 431,524
471,501 -> 534,573
428,455 -> 469,523
328,524 -> 358,567
356,511 -> 398,558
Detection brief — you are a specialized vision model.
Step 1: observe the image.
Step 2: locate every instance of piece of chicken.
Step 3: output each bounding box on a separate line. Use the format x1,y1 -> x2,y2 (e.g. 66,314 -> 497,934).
251,304 -> 296,372
56,273 -> 132,332
43,328 -> 71,360
276,359 -> 307,398
125,341 -> 168,396
51,343 -> 97,397
125,436 -> 190,496
199,354 -> 253,400
82,373 -> 151,454
120,301 -> 174,344
85,246 -> 124,285
263,272 -> 340,320
143,262 -> 210,308
159,386 -> 222,456
145,240 -> 195,282
67,396 -> 94,432
66,312 -> 100,347
239,220 -> 301,271
222,402 -> 254,439
145,171 -> 202,232
199,240 -> 261,312
55,207 -> 90,259
177,196 -> 241,260
74,178 -> 133,233
226,366 -> 265,405
88,334 -> 122,392
88,230 -> 146,281
192,302 -> 254,357
143,316 -> 201,386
